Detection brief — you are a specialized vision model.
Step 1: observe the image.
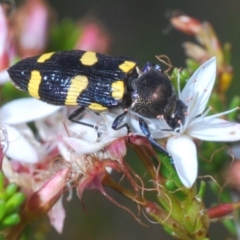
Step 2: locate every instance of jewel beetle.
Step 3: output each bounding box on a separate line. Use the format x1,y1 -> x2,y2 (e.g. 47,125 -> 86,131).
7,50 -> 187,158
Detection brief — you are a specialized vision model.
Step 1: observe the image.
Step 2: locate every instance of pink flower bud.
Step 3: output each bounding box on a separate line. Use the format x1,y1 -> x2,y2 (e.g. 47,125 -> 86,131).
169,11 -> 202,36
24,168 -> 69,219
207,202 -> 240,219
0,5 -> 10,70
11,0 -> 51,58
75,20 -> 111,53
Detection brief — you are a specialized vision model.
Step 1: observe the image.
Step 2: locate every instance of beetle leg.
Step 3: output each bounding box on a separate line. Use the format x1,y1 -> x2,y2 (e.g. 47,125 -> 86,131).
68,107 -> 102,137
139,117 -> 172,159
112,110 -> 131,134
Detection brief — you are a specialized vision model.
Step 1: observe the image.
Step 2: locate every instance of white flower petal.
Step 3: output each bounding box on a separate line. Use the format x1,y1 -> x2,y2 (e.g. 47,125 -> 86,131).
166,135 -> 197,188
180,57 -> 216,117
0,70 -> 9,85
146,118 -> 173,139
2,157 -> 15,181
68,111 -> 127,141
35,109 -> 68,141
102,111 -> 170,139
4,125 -> 38,163
188,117 -> 240,142
48,198 -> 65,234
1,98 -> 61,124
57,141 -> 71,161
62,136 -> 112,155
68,123 -> 99,142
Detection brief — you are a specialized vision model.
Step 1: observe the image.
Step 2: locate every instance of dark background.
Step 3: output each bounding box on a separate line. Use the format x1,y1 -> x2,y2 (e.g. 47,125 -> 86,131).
48,0 -> 240,101
30,1 -> 240,239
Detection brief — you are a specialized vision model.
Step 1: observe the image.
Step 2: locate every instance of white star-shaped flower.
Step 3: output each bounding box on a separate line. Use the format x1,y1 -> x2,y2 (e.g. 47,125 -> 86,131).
101,57 -> 240,188
145,57 -> 240,188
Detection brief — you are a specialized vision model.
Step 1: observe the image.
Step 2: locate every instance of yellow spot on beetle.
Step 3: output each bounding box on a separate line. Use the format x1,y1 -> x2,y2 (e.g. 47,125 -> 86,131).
28,70 -> 42,99
80,52 -> 98,66
119,61 -> 136,73
37,52 -> 55,63
65,75 -> 89,105
88,103 -> 107,111
111,80 -> 124,100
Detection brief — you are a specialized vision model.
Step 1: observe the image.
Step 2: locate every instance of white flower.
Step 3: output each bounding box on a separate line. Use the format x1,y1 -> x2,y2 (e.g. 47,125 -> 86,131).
145,57 -> 240,188
62,109 -> 127,157
99,57 -> 240,188
0,98 -> 61,163
0,70 -> 9,85
45,57 -> 240,189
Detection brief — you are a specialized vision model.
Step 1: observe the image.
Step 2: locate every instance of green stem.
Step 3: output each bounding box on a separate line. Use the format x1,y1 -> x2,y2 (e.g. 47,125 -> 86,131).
102,172 -> 146,205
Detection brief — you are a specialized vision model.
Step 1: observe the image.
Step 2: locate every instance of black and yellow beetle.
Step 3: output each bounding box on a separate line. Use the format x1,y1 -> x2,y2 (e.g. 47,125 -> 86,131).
7,50 -> 187,158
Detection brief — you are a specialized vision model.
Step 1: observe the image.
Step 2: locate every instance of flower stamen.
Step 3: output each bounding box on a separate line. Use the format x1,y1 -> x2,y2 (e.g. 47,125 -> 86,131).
205,107 -> 239,120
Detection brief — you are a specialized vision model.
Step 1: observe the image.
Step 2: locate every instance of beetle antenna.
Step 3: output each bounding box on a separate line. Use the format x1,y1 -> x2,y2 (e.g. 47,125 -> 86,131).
155,55 -> 173,73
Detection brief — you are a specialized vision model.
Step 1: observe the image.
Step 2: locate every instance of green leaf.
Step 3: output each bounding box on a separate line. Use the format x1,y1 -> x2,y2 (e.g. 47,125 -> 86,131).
170,67 -> 189,91
222,219 -> 236,235
5,183 -> 17,199
0,172 -> 4,191
48,18 -> 81,51
198,181 -> 206,200
185,58 -> 200,72
0,192 -> 7,201
1,82 -> 29,104
157,151 -> 182,189
0,200 -> 6,221
208,92 -> 224,113
223,42 -> 232,65
228,96 -> 240,121
0,213 -> 20,229
5,193 -> 25,214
